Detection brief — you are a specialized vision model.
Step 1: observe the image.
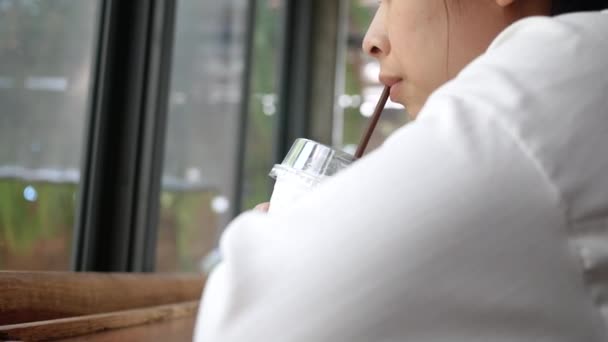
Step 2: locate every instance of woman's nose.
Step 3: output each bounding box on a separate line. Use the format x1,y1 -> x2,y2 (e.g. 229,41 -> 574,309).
362,10 -> 390,58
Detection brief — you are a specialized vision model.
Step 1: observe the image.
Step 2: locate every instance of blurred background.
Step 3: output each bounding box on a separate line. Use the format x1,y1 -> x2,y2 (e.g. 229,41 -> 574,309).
0,0 -> 405,272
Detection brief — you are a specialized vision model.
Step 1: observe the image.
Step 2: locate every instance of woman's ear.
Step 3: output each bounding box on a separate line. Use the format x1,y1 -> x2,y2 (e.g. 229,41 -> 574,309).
496,0 -> 516,7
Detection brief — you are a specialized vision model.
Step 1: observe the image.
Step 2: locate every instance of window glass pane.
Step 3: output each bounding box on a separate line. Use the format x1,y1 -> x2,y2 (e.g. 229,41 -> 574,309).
0,0 -> 100,270
240,0 -> 282,211
334,0 -> 406,154
158,0 -> 250,272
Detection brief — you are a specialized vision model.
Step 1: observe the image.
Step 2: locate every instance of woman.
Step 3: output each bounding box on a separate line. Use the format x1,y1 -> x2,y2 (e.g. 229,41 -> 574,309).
196,1 -> 608,341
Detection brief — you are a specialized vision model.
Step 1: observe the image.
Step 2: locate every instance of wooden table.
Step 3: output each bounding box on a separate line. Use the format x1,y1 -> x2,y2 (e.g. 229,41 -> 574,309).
57,317 -> 196,341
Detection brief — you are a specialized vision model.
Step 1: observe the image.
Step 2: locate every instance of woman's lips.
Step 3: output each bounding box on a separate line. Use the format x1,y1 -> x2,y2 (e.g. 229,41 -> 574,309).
379,75 -> 403,102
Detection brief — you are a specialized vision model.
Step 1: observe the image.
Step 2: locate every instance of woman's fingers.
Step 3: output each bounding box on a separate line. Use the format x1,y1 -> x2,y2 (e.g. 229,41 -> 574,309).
254,202 -> 270,212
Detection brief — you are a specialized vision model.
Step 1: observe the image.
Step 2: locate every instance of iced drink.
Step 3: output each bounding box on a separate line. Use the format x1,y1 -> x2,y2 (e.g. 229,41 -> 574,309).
268,139 -> 353,213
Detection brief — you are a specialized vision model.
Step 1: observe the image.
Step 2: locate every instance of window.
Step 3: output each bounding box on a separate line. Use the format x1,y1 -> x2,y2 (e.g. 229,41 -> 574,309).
157,0 -> 284,273
240,0 -> 283,211
0,0 -> 100,270
158,0 -> 253,272
0,0 -> 391,273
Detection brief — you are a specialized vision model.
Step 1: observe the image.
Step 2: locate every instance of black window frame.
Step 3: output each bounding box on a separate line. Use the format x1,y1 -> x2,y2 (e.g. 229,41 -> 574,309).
73,0 -> 178,272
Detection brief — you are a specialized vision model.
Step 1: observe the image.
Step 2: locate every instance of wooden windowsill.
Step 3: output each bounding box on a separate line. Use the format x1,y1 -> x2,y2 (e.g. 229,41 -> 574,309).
0,272 -> 205,340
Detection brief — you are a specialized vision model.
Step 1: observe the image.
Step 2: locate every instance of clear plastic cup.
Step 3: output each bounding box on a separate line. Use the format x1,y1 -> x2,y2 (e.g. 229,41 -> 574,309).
268,138 -> 354,213
201,139 -> 353,274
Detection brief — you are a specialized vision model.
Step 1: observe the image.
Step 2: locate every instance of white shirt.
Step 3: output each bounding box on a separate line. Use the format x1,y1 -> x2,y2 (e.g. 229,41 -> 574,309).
195,11 -> 608,341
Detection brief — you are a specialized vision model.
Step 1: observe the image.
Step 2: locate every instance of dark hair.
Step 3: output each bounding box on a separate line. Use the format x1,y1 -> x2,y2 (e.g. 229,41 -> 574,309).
552,0 -> 608,15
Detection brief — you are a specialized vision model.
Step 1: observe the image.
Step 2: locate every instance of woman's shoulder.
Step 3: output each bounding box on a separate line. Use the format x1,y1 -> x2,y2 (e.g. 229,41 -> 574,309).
489,10 -> 608,50
425,10 -> 608,225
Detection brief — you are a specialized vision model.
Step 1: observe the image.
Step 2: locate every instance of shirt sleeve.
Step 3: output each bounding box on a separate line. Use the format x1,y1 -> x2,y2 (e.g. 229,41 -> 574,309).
194,15 -> 608,342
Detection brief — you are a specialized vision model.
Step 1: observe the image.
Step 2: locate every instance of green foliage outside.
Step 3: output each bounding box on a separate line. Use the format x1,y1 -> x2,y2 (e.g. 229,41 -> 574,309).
0,180 -> 75,267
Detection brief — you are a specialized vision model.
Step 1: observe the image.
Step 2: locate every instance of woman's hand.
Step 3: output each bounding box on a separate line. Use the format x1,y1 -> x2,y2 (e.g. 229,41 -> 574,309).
254,202 -> 270,212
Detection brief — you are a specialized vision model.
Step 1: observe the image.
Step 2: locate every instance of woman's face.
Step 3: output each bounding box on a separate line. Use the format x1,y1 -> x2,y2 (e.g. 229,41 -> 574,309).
363,0 -> 551,116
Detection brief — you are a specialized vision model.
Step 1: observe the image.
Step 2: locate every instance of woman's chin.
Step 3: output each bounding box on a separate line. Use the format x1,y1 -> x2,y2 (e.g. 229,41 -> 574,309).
404,103 -> 423,119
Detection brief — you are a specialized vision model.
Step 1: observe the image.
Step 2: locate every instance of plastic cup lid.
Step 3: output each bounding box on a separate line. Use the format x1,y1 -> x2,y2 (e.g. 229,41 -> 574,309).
270,138 -> 354,180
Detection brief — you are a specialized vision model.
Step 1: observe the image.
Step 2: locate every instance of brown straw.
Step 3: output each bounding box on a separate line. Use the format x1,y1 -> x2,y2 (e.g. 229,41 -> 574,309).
355,86 -> 390,158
